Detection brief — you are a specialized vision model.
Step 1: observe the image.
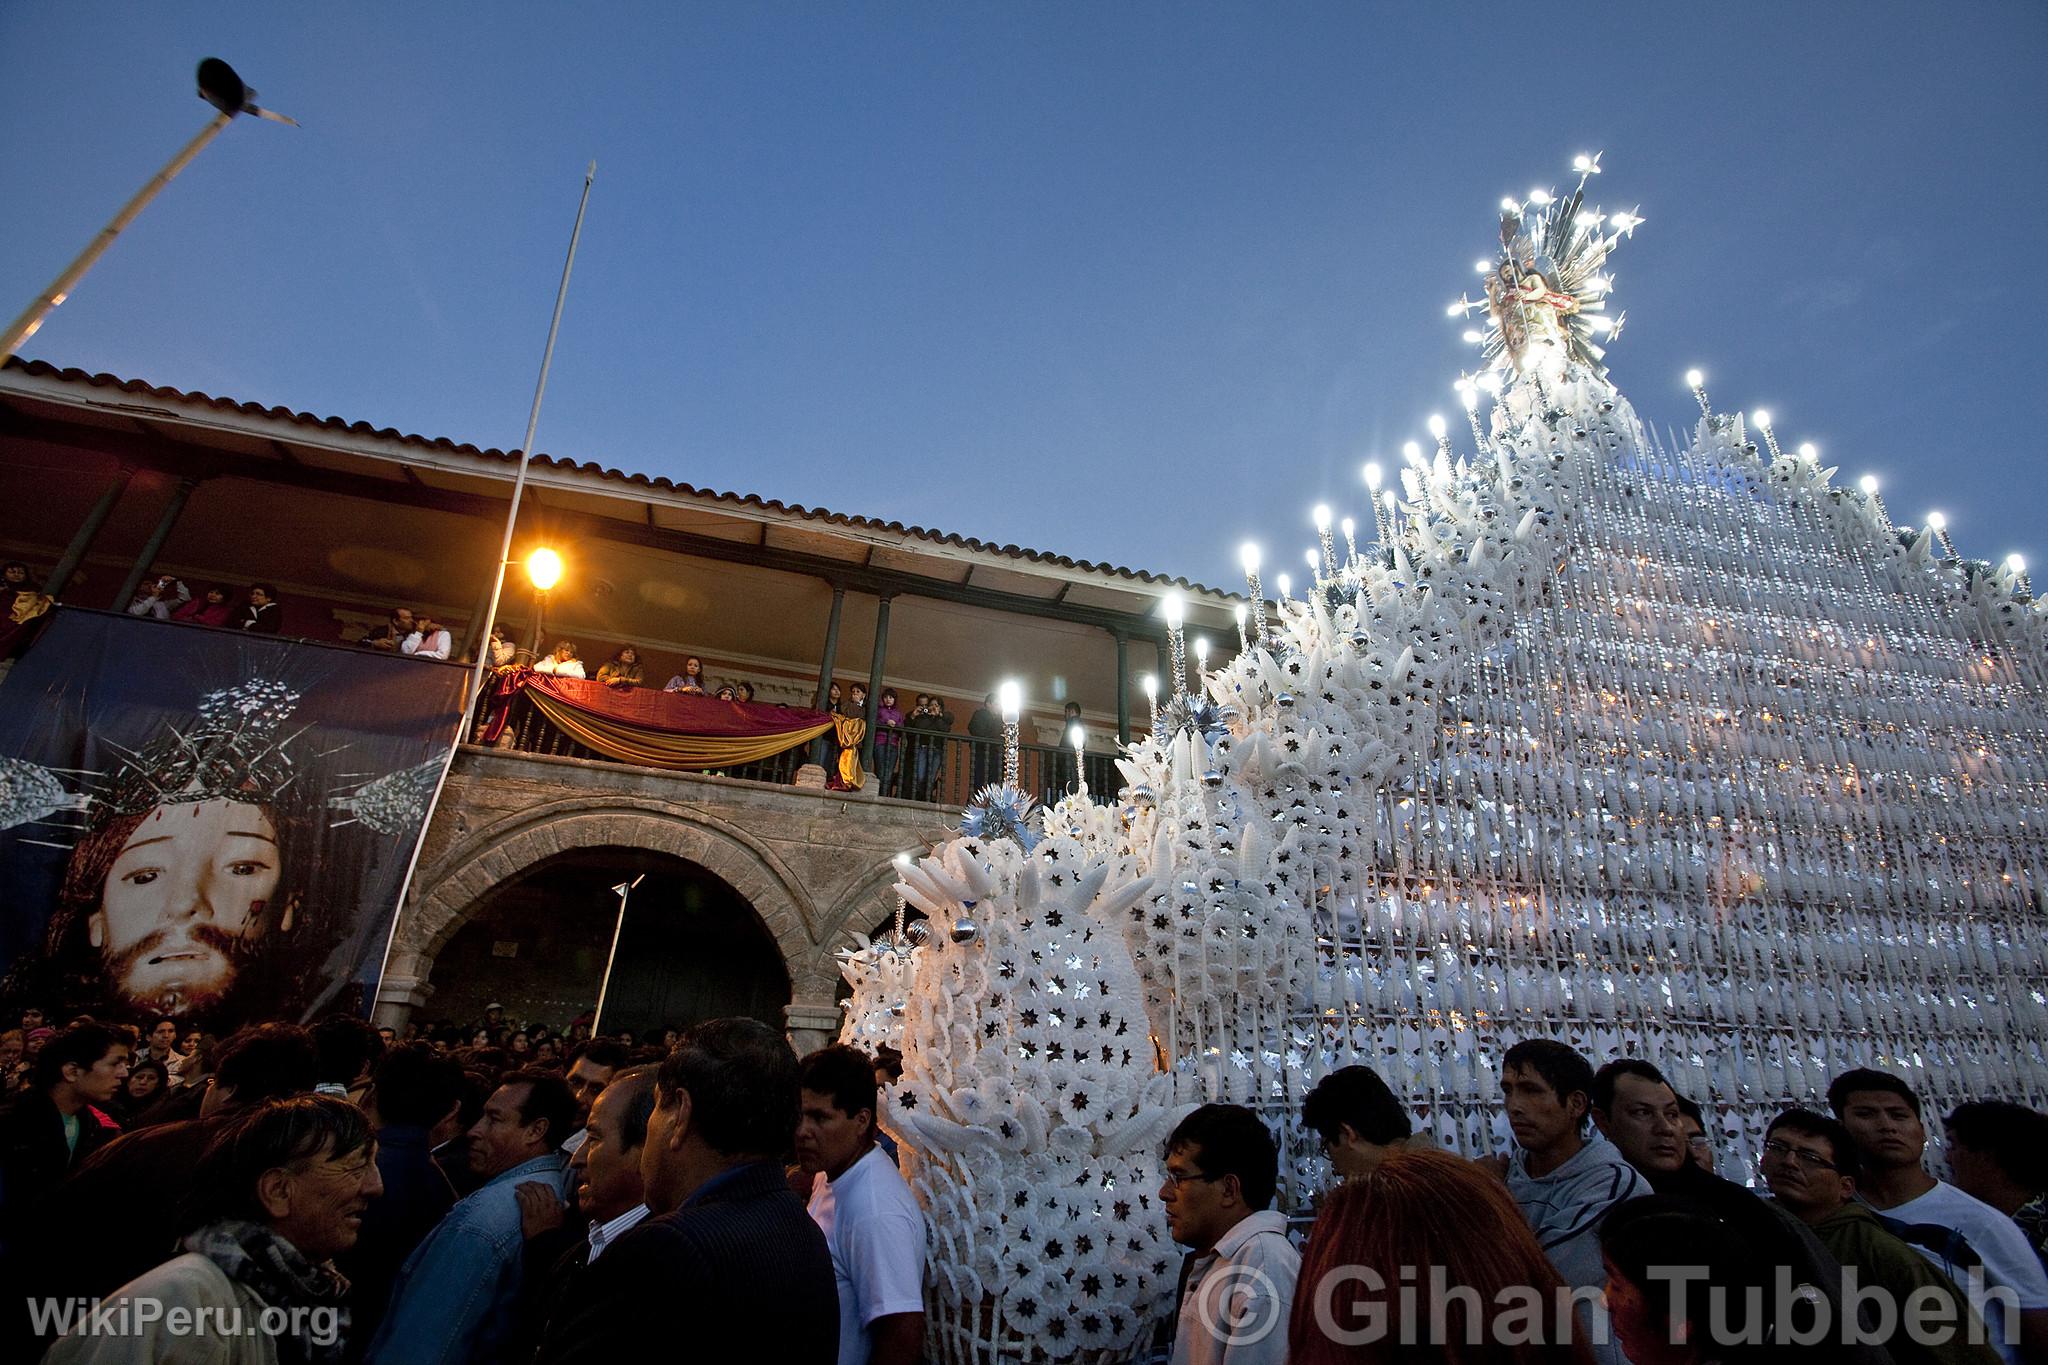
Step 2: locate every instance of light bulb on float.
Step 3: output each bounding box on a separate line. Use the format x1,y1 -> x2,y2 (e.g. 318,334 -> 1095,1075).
997,679 -> 1022,787
1276,572 -> 1291,602
1192,636 -> 1210,685
1750,409 -> 1782,460
1458,382 -> 1488,451
1927,510 -> 1958,561
1797,442 -> 1818,463
1402,440 -> 1426,468
1141,673 -> 1159,740
1068,723 -> 1087,793
1427,413 -> 1452,461
1685,368 -> 1710,416
1339,516 -> 1357,564
1312,503 -> 1336,578
1364,462 -> 1391,545
1239,541 -> 1267,642
1163,591 -> 1188,698
1232,603 -> 1249,651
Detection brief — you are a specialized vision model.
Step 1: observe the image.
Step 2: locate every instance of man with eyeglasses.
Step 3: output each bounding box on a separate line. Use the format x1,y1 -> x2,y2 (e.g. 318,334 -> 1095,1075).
1160,1104 -> 1296,1365
1761,1108 -> 1999,1365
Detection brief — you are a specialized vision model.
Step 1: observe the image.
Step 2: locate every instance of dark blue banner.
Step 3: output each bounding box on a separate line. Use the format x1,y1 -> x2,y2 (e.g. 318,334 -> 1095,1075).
0,609 -> 467,1028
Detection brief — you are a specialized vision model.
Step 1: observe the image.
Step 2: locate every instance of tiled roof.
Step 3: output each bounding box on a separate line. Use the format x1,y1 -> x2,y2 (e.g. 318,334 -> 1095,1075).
3,358 -> 1232,600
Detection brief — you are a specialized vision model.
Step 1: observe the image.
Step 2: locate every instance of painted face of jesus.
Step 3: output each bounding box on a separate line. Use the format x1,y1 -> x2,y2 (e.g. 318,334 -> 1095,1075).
90,797 -> 287,1013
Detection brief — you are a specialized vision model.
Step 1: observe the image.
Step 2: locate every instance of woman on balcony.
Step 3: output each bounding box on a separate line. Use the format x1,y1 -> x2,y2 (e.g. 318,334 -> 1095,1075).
596,646 -> 644,688
663,656 -> 706,694
874,688 -> 905,797
534,640 -> 585,679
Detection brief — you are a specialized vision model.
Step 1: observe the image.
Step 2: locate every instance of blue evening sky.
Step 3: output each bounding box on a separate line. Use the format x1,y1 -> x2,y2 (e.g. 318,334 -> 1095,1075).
4,3 -> 2042,592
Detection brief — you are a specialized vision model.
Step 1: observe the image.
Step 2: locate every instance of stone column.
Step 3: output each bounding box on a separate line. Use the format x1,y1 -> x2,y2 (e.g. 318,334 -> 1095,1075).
372,946 -> 437,1030
861,593 -> 892,771
813,585 -> 846,708
43,465 -> 135,600
784,998 -> 844,1058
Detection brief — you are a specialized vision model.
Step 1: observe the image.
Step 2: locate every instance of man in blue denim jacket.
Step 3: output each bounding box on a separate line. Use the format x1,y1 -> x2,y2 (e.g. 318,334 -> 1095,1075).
367,1069 -> 578,1365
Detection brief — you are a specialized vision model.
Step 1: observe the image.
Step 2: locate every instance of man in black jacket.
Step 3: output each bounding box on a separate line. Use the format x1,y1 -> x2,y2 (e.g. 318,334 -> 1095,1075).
0,1023 -> 128,1250
534,1019 -> 836,1364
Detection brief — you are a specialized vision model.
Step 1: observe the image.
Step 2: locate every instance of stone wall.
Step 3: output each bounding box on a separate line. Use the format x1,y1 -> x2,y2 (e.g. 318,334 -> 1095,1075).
377,747 -> 958,1053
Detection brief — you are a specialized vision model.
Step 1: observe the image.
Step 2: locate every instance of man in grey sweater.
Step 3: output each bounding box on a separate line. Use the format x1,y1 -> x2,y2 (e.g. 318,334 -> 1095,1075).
1485,1039 -> 1646,1364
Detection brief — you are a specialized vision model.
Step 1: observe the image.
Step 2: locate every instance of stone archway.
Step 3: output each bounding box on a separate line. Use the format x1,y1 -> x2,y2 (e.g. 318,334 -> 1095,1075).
376,795 -> 847,1048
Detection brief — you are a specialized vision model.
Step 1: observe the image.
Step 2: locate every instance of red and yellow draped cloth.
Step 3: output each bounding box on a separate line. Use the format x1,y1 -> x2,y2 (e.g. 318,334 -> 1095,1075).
480,669 -> 835,771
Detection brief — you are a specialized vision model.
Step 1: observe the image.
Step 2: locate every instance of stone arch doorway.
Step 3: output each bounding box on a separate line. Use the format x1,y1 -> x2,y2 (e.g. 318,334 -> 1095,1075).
425,847 -> 790,1038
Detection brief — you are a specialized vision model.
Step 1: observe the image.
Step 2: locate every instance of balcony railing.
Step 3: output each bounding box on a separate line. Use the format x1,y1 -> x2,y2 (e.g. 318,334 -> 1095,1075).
486,691 -> 1121,809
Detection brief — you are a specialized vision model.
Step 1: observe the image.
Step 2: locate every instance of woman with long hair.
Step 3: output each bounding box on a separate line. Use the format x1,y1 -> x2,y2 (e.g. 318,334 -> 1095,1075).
595,646 -> 643,688
663,656 -> 706,694
1290,1147 -> 1595,1365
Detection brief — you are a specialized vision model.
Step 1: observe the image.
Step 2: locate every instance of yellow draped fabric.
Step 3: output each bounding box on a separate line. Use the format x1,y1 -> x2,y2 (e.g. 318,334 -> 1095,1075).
523,687 -> 834,770
834,714 -> 867,788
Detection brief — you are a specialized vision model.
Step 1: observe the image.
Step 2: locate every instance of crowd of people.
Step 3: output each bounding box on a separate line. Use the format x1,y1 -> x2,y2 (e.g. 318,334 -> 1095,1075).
6,1001 -> 2048,1365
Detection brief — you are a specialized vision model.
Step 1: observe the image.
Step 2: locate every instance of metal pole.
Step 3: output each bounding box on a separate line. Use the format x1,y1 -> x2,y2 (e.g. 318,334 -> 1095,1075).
3,113 -> 235,360
592,875 -> 641,1037
43,466 -> 135,599
463,161 -> 597,714
374,162 -> 596,1022
110,476 -> 200,608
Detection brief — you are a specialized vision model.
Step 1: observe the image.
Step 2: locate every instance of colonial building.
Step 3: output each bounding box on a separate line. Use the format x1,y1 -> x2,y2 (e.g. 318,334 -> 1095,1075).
0,358 -> 1239,1048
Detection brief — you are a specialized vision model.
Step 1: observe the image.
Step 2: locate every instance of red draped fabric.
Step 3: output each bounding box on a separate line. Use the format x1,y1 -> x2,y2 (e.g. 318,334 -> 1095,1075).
480,669 -> 835,770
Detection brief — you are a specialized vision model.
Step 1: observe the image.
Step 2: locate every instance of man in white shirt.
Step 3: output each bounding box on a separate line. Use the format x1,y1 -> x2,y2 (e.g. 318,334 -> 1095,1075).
796,1045 -> 924,1365
401,613 -> 452,660
1831,1068 -> 2048,1365
125,574 -> 190,620
1161,1103 -> 1298,1365
521,1067 -> 655,1357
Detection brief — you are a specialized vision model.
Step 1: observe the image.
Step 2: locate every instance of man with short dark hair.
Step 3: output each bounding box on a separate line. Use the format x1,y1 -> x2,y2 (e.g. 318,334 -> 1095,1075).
237,584 -> 281,634
312,1014 -> 385,1102
1160,1103 -> 1295,1365
0,1022 -> 128,1251
1300,1063 -> 1415,1179
342,1043 -> 467,1358
402,614 -> 452,661
525,1067 -> 659,1357
1494,1038 -> 1644,1363
560,1039 -> 629,1158
1832,1069 -> 2048,1364
368,1069 -> 577,1365
360,606 -> 416,652
141,1016 -> 180,1069
1674,1092 -> 1716,1174
1594,1058 -> 1884,1363
45,1095 -> 380,1364
534,1018 -> 836,1364
1945,1101 -> 2048,1274
37,1022 -> 320,1309
1762,1107 -> 1999,1365
796,1046 -> 923,1365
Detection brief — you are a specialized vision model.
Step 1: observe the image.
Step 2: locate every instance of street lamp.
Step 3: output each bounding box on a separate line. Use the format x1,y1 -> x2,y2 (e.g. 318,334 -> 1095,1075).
526,547 -> 563,654
3,59 -> 298,360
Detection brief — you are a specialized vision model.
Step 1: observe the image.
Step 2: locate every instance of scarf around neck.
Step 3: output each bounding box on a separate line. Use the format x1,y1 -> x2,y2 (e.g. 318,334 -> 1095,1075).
183,1219 -> 351,1365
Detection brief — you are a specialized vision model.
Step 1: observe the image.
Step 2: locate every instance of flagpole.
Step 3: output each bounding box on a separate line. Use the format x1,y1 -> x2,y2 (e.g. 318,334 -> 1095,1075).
593,874 -> 643,1037
369,161 -> 597,1028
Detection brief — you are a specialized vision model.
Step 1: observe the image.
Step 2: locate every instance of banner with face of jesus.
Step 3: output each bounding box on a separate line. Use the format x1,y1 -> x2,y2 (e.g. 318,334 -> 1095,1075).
0,608 -> 468,1029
